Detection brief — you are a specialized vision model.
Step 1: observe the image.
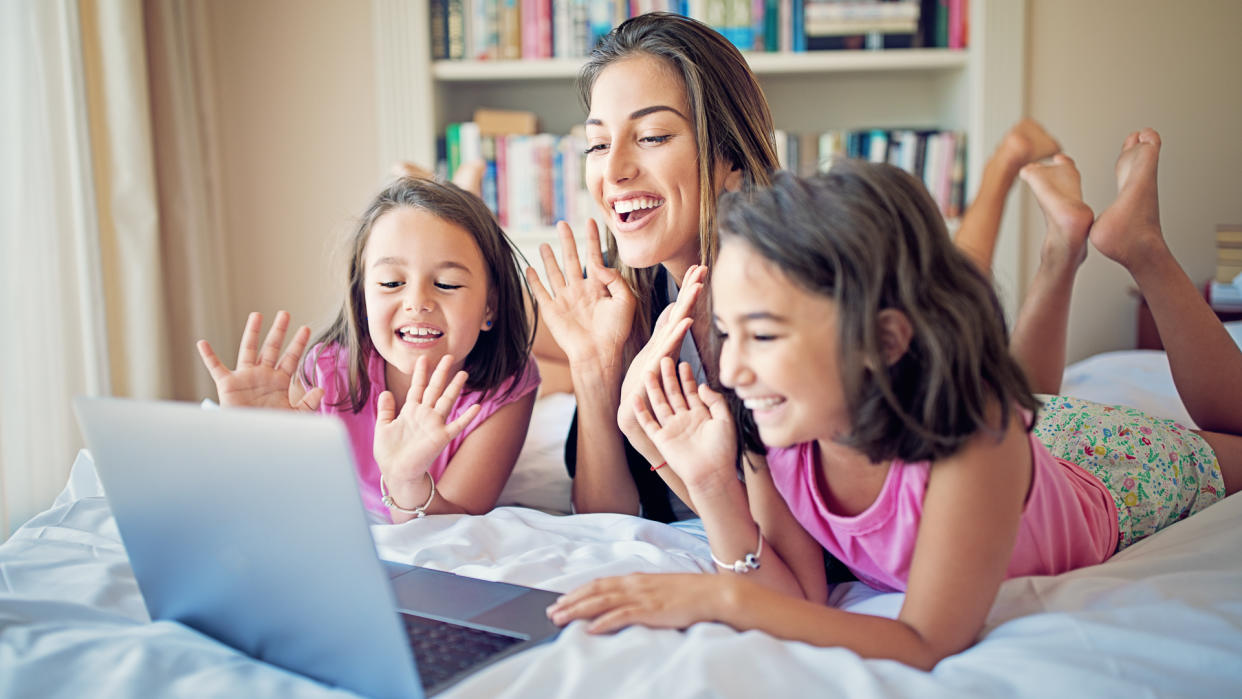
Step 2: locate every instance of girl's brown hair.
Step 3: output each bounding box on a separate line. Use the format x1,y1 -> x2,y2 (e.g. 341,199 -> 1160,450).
578,12 -> 779,362
303,177 -> 533,413
717,164 -> 1038,463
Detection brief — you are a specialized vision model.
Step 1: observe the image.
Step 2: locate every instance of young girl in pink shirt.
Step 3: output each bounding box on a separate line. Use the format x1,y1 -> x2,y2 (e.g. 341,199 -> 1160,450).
197,176 -> 539,521
546,130 -> 1241,669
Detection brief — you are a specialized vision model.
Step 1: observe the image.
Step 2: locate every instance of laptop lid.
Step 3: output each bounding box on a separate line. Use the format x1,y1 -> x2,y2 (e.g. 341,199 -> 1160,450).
74,396 -> 423,699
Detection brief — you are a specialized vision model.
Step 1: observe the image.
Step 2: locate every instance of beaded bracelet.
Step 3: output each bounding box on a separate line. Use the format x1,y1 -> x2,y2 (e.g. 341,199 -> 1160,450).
710,527 -> 763,574
380,472 -> 436,518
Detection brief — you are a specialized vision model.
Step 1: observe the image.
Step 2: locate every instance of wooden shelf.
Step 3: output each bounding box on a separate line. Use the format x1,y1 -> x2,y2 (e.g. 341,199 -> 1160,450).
433,48 -> 968,82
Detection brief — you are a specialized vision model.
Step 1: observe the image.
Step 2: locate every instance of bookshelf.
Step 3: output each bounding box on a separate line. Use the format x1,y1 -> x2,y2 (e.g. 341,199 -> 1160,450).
371,0 -> 1028,316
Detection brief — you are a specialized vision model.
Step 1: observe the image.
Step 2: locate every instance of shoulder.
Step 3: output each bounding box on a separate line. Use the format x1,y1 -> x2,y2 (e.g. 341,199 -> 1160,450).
460,356 -> 540,417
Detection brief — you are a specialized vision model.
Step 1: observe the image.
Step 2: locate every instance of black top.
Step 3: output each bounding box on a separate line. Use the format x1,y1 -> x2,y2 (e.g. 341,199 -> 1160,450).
563,266 -> 680,522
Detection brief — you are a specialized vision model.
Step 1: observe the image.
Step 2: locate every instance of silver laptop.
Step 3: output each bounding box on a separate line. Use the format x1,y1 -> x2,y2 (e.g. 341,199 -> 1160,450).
73,396 -> 561,698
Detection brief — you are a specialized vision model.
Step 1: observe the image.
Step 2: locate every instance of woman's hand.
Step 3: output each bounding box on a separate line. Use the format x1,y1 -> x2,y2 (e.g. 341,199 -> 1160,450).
616,265 -> 707,464
374,354 -> 481,488
546,573 -> 737,634
526,220 -> 636,374
633,357 -> 738,493
196,311 -> 324,411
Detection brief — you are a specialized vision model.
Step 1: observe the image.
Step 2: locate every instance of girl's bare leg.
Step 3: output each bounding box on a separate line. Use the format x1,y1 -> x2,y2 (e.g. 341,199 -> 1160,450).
1091,128 -> 1242,436
1010,155 -> 1094,393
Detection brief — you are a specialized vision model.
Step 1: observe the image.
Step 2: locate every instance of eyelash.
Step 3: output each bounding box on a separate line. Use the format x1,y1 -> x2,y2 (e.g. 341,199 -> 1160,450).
583,134 -> 673,155
376,281 -> 463,291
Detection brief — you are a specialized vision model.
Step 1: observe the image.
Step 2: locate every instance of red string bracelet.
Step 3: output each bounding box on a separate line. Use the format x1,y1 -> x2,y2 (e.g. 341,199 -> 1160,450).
650,462 -> 667,471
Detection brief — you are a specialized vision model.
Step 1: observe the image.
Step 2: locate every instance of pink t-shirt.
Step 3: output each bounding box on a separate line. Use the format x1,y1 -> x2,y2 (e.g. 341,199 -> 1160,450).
766,429 -> 1119,592
309,344 -> 540,519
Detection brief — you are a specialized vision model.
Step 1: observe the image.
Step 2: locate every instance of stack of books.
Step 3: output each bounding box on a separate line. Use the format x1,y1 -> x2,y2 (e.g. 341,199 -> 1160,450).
775,127 -> 966,219
1217,223 -> 1242,284
430,0 -> 967,60
442,108 -> 592,231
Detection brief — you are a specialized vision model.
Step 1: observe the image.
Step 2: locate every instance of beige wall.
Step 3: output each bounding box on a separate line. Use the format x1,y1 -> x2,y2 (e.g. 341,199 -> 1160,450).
205,0 -> 380,354
1023,0 -> 1242,362
201,1 -> 1242,369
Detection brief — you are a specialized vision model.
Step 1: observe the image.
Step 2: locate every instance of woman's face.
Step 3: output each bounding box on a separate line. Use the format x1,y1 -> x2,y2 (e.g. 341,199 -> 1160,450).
584,53 -> 731,277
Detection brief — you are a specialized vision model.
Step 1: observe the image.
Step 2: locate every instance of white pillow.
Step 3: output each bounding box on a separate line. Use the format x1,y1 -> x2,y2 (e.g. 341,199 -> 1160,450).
496,393 -> 575,514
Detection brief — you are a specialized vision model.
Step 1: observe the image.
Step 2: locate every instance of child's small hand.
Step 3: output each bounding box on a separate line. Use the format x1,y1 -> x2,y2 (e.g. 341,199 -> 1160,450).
196,311 -> 324,411
617,265 -> 707,464
546,572 -> 735,634
632,357 -> 737,493
374,354 -> 481,489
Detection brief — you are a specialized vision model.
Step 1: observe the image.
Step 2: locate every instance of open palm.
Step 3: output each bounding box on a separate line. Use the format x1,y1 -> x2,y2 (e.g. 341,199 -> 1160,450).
197,311 -> 322,411
632,357 -> 737,491
374,355 -> 480,487
526,220 -> 635,371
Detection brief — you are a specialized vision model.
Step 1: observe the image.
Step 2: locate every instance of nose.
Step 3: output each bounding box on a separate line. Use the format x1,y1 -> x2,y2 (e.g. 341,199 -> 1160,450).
717,339 -> 752,390
403,284 -> 433,313
603,140 -> 637,184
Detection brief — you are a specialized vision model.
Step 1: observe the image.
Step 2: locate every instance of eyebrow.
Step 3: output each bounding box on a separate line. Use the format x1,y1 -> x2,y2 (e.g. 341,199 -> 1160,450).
713,311 -> 789,323
370,256 -> 473,274
585,104 -> 688,126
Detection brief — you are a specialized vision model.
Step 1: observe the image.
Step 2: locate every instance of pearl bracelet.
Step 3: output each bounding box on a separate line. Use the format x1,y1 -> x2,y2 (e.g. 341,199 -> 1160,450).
380,472 -> 436,518
710,527 -> 763,574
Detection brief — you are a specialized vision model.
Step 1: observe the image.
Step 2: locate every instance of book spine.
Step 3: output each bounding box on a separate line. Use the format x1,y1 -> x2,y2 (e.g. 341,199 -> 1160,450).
430,0 -> 448,59
447,0 -> 467,59
501,0 -> 522,59
496,135 -> 509,227
481,137 -> 499,215
446,122 -> 462,180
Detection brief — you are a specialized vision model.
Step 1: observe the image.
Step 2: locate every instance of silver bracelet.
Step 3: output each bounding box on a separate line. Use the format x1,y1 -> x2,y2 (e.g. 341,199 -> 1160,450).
380,472 -> 436,518
710,527 -> 763,574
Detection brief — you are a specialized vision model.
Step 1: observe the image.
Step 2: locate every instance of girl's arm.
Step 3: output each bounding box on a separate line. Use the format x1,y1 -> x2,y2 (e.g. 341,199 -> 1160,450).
632,360 -> 818,599
551,410 -> 1033,670
415,390 -> 537,516
740,452 -> 829,604
954,119 -> 1061,273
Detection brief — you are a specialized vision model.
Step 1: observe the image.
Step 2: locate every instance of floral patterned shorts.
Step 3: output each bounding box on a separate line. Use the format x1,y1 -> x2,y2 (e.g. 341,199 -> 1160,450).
1032,395 -> 1226,551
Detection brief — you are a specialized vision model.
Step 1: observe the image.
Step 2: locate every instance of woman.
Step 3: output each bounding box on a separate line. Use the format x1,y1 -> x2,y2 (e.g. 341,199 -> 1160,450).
528,13 -> 1059,523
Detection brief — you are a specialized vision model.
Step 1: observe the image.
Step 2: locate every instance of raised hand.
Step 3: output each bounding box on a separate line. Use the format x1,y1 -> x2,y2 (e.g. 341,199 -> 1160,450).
633,357 -> 737,492
196,311 -> 323,411
374,354 -> 482,489
616,265 -> 707,462
526,220 -> 636,373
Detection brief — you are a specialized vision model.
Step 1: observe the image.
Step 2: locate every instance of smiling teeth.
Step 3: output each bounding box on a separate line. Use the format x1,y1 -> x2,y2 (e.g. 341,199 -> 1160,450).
613,197 -> 664,214
399,327 -> 442,340
744,397 -> 783,410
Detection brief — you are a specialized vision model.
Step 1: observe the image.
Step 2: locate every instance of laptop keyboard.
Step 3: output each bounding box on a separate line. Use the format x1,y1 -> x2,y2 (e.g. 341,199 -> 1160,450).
401,613 -> 525,690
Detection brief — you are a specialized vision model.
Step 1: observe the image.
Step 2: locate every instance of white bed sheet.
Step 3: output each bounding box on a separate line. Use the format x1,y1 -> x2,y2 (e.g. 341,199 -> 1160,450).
3,350 -> 1241,697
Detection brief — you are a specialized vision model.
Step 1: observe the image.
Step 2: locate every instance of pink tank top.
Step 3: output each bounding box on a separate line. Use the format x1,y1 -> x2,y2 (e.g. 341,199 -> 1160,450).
766,430 -> 1119,592
309,344 -> 540,519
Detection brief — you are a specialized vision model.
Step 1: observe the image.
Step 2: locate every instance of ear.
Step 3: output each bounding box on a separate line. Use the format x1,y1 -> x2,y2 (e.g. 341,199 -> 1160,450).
875,309 -> 913,366
715,158 -> 743,193
481,304 -> 495,332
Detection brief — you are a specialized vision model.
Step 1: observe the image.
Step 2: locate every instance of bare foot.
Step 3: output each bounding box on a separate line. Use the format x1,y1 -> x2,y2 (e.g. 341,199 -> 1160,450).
1020,153 -> 1094,270
998,118 -> 1062,170
1089,128 -> 1167,271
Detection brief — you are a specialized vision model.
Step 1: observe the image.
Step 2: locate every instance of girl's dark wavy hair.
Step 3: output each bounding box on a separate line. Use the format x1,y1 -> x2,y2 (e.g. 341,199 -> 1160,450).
716,164 -> 1038,464
302,176 -> 534,413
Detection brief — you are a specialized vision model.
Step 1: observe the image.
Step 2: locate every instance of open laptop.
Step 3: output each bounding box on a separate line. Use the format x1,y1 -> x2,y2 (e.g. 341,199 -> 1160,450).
73,396 -> 561,698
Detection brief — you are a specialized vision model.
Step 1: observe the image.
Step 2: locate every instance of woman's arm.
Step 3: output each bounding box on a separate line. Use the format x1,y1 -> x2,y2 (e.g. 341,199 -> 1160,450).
526,221 -> 641,515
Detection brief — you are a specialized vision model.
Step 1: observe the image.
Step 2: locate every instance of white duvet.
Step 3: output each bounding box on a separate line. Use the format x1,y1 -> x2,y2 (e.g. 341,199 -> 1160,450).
2,350 -> 1241,697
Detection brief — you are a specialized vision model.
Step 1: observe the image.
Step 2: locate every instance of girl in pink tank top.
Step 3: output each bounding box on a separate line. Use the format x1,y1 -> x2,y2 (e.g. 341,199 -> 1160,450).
197,177 -> 540,521
547,131 -> 1241,670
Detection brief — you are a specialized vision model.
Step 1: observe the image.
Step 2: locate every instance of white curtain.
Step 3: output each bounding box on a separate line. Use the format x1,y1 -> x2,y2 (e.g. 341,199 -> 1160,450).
1,0 -> 223,539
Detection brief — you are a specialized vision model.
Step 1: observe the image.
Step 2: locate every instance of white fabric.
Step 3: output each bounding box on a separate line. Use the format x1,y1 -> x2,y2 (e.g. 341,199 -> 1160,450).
1,0 -> 111,539
3,353 -> 1241,696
